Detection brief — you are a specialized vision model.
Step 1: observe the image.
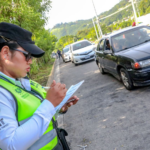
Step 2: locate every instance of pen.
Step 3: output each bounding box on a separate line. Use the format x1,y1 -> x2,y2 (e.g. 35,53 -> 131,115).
66,99 -> 75,104
43,87 -> 50,89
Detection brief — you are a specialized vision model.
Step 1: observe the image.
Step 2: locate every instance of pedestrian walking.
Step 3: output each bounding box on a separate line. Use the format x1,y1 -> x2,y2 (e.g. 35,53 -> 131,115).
57,49 -> 62,59
0,22 -> 79,150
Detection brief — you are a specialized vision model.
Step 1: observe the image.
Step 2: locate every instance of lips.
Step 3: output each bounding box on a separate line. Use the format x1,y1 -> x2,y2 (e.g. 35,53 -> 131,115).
26,67 -> 30,72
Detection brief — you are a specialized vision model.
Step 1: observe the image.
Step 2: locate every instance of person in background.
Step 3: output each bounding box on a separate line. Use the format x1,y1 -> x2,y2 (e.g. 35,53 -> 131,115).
0,22 -> 79,150
112,39 -> 121,51
105,40 -> 110,50
57,49 -> 62,59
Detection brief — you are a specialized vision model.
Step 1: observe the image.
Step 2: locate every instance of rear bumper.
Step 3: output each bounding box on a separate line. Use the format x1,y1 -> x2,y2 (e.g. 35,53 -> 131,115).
129,67 -> 150,86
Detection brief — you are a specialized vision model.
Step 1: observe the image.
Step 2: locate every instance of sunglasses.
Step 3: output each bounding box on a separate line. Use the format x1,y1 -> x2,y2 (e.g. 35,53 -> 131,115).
13,49 -> 33,61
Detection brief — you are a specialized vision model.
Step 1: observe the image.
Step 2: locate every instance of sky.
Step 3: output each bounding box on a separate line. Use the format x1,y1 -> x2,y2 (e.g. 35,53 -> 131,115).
45,0 -> 121,29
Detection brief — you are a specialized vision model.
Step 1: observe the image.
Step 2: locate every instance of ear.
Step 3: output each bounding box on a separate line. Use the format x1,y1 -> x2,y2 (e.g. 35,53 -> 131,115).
1,46 -> 11,60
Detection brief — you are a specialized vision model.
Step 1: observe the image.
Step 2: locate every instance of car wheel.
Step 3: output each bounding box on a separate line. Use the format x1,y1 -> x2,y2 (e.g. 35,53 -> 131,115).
98,62 -> 105,74
120,68 -> 134,90
74,63 -> 78,66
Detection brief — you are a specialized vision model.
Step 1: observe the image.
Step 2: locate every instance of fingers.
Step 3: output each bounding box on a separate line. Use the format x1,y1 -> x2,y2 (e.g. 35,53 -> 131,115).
68,96 -> 79,104
66,95 -> 79,107
61,105 -> 68,112
54,83 -> 67,97
50,80 -> 56,88
55,83 -> 66,89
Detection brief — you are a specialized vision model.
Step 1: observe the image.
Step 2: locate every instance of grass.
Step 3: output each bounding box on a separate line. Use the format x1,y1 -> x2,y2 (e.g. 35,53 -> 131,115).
30,58 -> 55,86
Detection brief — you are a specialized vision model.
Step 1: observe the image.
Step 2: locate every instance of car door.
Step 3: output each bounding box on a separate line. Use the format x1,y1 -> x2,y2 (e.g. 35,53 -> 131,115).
103,38 -> 118,75
96,39 -> 105,68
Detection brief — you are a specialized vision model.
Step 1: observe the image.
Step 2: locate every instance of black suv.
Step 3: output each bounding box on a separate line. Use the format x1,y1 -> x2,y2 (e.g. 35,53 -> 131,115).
95,25 -> 150,90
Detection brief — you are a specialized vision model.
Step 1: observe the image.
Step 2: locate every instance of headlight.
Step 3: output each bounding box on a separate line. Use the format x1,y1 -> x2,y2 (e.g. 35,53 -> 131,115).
139,59 -> 150,68
132,59 -> 150,69
73,53 -> 80,56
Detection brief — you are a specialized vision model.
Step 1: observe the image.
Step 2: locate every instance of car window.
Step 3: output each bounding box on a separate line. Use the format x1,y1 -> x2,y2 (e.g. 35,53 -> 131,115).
63,47 -> 69,53
112,26 -> 150,52
97,39 -> 104,51
72,41 -> 92,51
104,39 -> 110,50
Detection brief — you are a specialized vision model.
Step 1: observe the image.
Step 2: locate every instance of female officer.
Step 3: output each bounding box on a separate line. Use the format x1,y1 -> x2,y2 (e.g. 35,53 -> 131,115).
0,22 -> 79,150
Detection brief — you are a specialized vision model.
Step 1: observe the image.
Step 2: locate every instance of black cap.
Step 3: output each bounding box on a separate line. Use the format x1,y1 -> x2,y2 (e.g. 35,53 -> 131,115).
0,22 -> 45,58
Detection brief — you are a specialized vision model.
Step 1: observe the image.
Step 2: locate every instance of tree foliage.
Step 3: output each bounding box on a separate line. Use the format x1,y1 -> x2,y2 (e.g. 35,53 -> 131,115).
139,0 -> 150,15
56,35 -> 75,50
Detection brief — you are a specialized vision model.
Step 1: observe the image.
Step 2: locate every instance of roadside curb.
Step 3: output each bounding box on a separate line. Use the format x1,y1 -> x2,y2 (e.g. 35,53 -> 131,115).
46,58 -> 64,128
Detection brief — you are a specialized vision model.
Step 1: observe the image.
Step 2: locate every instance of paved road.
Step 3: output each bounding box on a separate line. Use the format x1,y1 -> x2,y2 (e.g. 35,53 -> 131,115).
59,58 -> 150,150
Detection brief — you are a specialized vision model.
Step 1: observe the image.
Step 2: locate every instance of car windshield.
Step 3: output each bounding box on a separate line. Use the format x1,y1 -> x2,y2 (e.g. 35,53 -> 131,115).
73,41 -> 92,51
112,27 -> 150,52
63,47 -> 69,53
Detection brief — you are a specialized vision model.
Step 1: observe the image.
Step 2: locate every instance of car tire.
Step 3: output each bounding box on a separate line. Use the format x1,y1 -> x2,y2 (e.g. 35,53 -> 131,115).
120,68 -> 134,90
74,63 -> 78,66
98,62 -> 105,74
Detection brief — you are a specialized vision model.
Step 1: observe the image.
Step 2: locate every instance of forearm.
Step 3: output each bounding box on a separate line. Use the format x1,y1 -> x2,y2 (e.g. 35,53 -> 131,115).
0,100 -> 56,150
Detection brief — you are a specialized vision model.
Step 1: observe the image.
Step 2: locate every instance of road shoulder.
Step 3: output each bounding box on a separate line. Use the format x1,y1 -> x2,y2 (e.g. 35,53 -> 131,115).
46,58 -> 64,128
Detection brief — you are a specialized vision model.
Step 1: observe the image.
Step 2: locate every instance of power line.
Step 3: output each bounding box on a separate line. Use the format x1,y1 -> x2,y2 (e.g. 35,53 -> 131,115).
98,4 -> 132,21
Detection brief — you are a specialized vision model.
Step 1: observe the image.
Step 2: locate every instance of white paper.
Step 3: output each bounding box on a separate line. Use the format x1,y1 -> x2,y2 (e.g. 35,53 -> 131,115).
55,80 -> 84,111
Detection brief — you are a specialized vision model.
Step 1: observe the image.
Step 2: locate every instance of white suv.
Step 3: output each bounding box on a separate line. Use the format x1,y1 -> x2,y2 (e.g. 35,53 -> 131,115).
70,40 -> 96,66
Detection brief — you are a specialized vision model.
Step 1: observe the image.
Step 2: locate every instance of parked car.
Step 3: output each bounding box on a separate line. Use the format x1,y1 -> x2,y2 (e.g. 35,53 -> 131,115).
51,52 -> 57,58
62,45 -> 71,63
70,40 -> 96,66
95,25 -> 150,90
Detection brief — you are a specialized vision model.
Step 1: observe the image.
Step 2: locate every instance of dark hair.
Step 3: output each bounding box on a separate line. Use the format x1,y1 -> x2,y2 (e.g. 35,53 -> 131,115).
0,37 -> 19,52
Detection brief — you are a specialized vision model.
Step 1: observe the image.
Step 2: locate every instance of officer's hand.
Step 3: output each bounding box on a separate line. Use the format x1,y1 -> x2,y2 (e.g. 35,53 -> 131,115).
59,95 -> 79,113
46,80 -> 67,107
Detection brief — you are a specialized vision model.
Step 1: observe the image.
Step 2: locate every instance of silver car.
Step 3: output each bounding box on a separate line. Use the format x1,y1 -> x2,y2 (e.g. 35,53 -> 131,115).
62,45 -> 71,63
70,40 -> 96,66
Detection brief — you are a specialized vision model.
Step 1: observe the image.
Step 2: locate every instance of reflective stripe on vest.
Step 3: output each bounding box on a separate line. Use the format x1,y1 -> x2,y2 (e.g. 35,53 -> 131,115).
0,78 -> 60,150
28,129 -> 57,150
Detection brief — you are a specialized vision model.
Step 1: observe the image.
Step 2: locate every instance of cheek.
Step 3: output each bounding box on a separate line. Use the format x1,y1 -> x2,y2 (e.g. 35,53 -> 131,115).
10,55 -> 27,74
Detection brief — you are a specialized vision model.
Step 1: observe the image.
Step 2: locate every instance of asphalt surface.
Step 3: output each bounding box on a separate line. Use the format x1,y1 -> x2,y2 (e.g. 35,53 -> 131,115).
58,58 -> 150,150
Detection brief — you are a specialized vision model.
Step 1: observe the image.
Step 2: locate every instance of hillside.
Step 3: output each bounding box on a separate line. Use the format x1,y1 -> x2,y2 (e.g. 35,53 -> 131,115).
51,0 -> 133,39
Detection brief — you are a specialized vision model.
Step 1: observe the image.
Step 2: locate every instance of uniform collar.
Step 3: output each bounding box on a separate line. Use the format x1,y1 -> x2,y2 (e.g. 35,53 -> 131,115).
0,71 -> 16,85
0,72 -> 31,91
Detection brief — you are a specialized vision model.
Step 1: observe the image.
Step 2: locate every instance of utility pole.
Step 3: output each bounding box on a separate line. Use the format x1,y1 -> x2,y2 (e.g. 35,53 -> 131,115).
92,18 -> 99,40
91,0 -> 103,38
131,0 -> 138,25
135,0 -> 140,17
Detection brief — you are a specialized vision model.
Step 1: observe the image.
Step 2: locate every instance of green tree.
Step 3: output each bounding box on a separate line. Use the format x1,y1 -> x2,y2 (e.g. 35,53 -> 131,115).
139,0 -> 150,15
